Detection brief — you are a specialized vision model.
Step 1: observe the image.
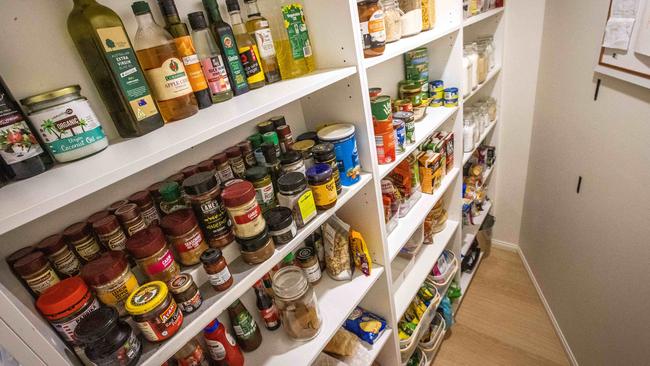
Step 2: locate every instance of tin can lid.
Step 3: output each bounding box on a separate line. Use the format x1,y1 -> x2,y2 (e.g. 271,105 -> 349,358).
256,120 -> 275,134
20,85 -> 80,106
36,276 -> 91,320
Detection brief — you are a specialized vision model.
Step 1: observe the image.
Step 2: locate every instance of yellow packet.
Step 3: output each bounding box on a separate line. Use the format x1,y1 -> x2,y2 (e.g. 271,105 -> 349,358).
350,229 -> 372,276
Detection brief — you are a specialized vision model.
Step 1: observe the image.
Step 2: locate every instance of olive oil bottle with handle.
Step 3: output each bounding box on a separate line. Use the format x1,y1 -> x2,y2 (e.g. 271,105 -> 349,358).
67,0 -> 164,138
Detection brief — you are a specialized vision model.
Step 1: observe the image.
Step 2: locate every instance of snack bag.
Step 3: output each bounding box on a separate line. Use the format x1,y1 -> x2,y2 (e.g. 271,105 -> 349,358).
344,307 -> 387,345
350,229 -> 372,276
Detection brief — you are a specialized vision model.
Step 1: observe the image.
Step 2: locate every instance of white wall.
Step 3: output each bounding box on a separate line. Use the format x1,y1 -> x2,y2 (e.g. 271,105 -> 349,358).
520,0 -> 650,364
492,0 -> 546,245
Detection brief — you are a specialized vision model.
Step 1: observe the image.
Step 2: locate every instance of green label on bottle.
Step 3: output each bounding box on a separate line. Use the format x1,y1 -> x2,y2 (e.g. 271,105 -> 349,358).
233,311 -> 257,339
282,4 -> 313,60
218,30 -> 249,93
96,27 -> 159,121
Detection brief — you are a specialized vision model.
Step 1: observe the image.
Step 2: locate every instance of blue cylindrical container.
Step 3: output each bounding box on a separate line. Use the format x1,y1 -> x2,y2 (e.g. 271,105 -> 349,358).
317,124 -> 361,186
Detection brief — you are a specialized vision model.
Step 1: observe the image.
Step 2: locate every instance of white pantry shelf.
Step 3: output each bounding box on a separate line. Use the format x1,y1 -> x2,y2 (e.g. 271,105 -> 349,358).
378,107 -> 458,179
463,7 -> 505,28
138,173 -> 372,366
462,120 -> 497,164
387,168 -> 460,261
0,66 -> 357,235
461,200 -> 492,257
464,65 -> 501,102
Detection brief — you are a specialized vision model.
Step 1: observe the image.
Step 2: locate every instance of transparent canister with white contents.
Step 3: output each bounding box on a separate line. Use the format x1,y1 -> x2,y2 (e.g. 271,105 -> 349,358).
21,85 -> 108,163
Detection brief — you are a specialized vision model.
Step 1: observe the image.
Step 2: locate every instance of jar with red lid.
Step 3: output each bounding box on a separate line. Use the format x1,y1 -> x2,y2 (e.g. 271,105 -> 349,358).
108,199 -> 129,214
115,203 -> 147,237
160,209 -> 209,266
35,276 -> 101,346
36,234 -> 81,277
126,226 -> 180,283
221,180 -> 266,239
200,248 -> 233,292
81,251 -> 140,316
86,210 -> 110,227
183,171 -> 234,248
181,165 -> 200,178
63,222 -> 103,263
125,281 -> 183,342
129,190 -> 161,227
211,152 -> 235,184
13,251 -> 60,295
5,246 -> 36,269
92,215 -> 128,252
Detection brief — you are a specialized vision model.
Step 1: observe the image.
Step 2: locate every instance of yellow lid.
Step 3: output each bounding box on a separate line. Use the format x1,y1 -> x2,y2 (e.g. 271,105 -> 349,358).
125,281 -> 169,315
20,85 -> 81,106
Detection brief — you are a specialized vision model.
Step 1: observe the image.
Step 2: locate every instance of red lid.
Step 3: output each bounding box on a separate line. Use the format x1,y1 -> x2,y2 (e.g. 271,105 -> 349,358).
147,181 -> 165,200
160,209 -> 199,237
13,251 -> 49,276
237,140 -> 253,153
125,225 -> 167,259
221,180 -> 256,207
211,152 -> 227,165
87,210 -> 110,226
129,190 -> 154,207
166,173 -> 185,184
6,246 -> 36,266
36,277 -> 91,321
197,159 -> 216,172
92,215 -> 122,235
107,199 -> 129,213
225,146 -> 241,158
276,125 -> 292,138
63,222 -> 92,242
181,165 -> 199,178
114,203 -> 141,222
35,234 -> 67,255
81,251 -> 130,287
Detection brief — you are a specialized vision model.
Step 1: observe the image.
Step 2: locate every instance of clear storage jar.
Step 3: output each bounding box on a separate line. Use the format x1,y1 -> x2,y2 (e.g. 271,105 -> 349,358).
399,0 -> 423,37
272,266 -> 322,341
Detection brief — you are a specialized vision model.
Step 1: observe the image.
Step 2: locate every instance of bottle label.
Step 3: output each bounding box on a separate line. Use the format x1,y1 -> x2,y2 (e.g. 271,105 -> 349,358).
145,57 -> 194,102
200,55 -> 232,94
260,304 -> 280,328
175,36 -> 209,93
360,10 -> 386,50
0,112 -> 45,165
282,4 -> 313,60
239,45 -> 265,84
52,297 -> 100,344
72,237 -> 102,262
218,31 -> 249,93
205,339 -> 226,360
98,228 -> 127,251
194,198 -> 231,240
217,164 -> 235,183
96,26 -> 159,121
253,28 -> 277,59
254,183 -> 275,206
233,311 -> 257,339
140,205 -> 160,226
207,266 -> 232,287
28,99 -> 106,158
25,267 -> 60,295
179,290 -> 202,313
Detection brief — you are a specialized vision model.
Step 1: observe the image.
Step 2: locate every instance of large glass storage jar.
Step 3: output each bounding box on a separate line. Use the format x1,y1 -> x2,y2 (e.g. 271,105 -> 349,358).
399,0 -> 422,37
358,0 -> 386,58
476,42 -> 488,84
272,266 -> 322,341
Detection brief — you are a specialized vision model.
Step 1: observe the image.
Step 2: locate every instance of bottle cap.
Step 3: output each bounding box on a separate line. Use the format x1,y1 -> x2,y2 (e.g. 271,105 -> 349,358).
188,11 -> 209,30
131,1 -> 151,15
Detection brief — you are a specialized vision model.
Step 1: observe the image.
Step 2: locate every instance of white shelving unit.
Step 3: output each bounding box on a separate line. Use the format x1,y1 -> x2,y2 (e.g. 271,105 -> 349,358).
0,1 -> 504,365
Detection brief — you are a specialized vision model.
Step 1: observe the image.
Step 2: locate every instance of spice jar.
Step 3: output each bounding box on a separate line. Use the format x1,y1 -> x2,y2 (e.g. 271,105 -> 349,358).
292,139 -> 315,169
265,207 -> 297,246
108,199 -> 129,214
221,180 -> 266,239
272,266 -> 322,341
86,210 -> 110,227
36,277 -> 101,347
225,146 -> 246,179
126,226 -> 180,283
92,215 -> 128,252
183,171 -> 234,248
36,234 -> 81,277
129,191 -> 160,227
21,85 -> 108,163
169,274 -> 203,314
237,140 -> 257,168
262,131 -> 281,157
280,150 -> 306,175
159,181 -> 189,215
63,222 -> 103,263
311,143 -> 342,194
276,125 -> 294,153
200,248 -> 233,292
6,246 -> 36,270
270,115 -> 286,129
256,119 -> 275,134
181,165 -> 200,178
115,203 -> 147,237
306,163 -> 338,210
296,247 -> 322,285
197,158 -> 218,181
358,0 -> 386,58
160,209 -> 209,266
81,251 -> 139,317
175,339 -> 208,366
235,228 -> 276,265
277,172 -> 317,228
246,166 -> 277,214
13,251 -> 60,295
382,0 -> 403,42
147,181 -> 165,212
75,306 -> 142,366
212,152 -> 235,184
125,281 -> 184,342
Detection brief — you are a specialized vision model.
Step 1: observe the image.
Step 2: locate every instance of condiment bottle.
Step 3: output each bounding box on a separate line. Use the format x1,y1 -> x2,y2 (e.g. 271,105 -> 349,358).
212,152 -> 235,184
13,251 -> 60,295
126,225 -> 180,283
203,319 -> 244,366
254,281 -> 281,330
160,208 -> 209,266
237,140 -> 257,168
63,222 -> 104,263
221,180 -> 266,239
159,181 -> 189,215
296,247 -> 321,285
280,150 -> 306,175
115,203 -> 147,237
200,248 -> 233,292
243,0 -> 282,84
245,166 -> 277,213
129,190 -> 161,227
225,0 -> 266,90
227,299 -> 263,352
183,171 -> 234,248
276,172 -> 317,228
35,234 -> 81,278
225,146 -> 246,179
174,338 -> 210,366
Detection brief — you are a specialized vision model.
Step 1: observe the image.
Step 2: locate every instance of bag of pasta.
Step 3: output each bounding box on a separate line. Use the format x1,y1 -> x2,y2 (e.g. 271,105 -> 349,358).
323,215 -> 353,281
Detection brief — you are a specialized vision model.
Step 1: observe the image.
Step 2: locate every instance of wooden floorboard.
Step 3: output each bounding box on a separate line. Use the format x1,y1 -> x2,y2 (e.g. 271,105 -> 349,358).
433,248 -> 570,366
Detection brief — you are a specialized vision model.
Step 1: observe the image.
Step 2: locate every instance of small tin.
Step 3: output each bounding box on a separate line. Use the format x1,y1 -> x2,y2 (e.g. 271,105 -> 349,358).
393,99 -> 413,112
431,98 -> 444,107
392,119 -> 406,154
368,87 -> 382,99
370,95 -> 392,121
443,87 -> 459,107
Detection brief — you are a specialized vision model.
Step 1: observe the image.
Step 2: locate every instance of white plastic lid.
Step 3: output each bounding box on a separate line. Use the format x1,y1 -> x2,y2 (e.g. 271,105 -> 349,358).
317,123 -> 356,142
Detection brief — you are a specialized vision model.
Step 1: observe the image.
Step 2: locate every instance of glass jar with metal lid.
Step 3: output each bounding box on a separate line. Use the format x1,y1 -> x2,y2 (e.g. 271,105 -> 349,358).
20,85 -> 108,163
296,247 -> 321,285
81,251 -> 139,317
292,139 -> 316,169
125,281 -> 184,342
169,274 -> 202,314
272,266 -> 322,340
235,227 -> 275,265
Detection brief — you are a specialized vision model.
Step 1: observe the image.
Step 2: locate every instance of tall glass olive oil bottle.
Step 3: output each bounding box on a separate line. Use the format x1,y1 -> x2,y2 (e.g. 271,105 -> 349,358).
157,0 -> 212,109
244,0 -> 281,84
67,0 -> 163,138
131,1 -> 198,123
226,0 -> 266,90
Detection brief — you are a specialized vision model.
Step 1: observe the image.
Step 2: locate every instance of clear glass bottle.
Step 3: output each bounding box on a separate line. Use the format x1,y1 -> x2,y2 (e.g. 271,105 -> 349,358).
131,1 -> 198,123
226,0 -> 266,90
244,0 -> 282,83
188,11 -> 234,103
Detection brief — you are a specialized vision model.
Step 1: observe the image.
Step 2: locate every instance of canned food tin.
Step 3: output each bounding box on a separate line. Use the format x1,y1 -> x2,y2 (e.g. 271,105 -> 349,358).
317,124 -> 361,186
368,87 -> 382,99
393,99 -> 413,112
371,95 -> 392,121
392,119 -> 406,154
374,121 -> 395,165
431,98 -> 444,107
444,87 -> 459,100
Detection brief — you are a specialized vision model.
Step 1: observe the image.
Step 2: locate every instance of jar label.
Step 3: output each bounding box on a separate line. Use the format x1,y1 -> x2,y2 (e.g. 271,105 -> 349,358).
233,311 -> 257,339
310,177 -> 337,207
146,249 -> 175,276
179,290 -> 202,313
229,157 -> 246,178
207,266 -> 232,287
200,56 -> 231,94
205,339 -> 227,360
0,112 -> 45,165
95,271 -> 138,316
145,57 -> 194,102
194,198 -> 231,240
52,297 -> 100,344
296,190 -> 317,224
136,300 -> 183,342
217,164 -> 235,183
253,28 -> 277,59
28,99 -> 106,159
175,230 -> 205,253
96,26 -> 159,121
360,10 -> 386,50
140,205 -> 160,227
231,202 -> 262,225
216,31 -> 248,94
175,36 -> 209,92
73,237 -> 102,262
98,228 -> 127,251
302,261 -> 322,283
281,4 -> 313,60
50,248 -> 81,276
125,217 -> 147,236
238,45 -> 265,84
26,267 -> 60,295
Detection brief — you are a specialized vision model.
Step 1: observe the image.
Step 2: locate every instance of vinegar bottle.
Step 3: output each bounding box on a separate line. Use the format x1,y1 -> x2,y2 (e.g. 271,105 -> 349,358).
226,0 -> 266,90
131,1 -> 198,123
244,0 -> 282,84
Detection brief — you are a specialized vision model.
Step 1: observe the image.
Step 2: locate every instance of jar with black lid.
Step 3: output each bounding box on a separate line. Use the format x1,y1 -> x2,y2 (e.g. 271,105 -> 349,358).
264,206 -> 296,246
169,273 -> 203,314
296,131 -> 319,143
269,115 -> 286,129
200,248 -> 233,292
277,172 -> 317,228
236,227 -> 276,265
292,139 -> 315,169
312,143 -> 342,194
256,120 -> 275,134
75,306 -> 142,366
280,150 -> 305,175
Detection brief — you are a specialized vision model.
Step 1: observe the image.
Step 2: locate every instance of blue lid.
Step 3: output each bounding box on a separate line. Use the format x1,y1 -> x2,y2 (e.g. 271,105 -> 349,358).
204,319 -> 220,333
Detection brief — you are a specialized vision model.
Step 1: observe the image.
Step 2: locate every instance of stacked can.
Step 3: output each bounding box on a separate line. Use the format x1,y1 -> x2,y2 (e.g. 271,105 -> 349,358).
429,80 -> 445,107
370,88 -> 396,165
404,48 -> 430,102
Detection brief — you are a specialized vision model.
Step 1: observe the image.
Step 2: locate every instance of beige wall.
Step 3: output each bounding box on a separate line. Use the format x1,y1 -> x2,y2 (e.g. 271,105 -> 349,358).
520,0 -> 650,365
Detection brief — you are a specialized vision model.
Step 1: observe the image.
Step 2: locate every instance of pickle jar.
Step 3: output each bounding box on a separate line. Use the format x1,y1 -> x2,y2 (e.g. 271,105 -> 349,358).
126,226 -> 180,283
81,251 -> 139,316
221,180 -> 266,239
160,209 -> 209,266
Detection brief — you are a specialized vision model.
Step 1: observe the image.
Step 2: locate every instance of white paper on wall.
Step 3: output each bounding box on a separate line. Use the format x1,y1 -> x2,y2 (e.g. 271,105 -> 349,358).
603,0 -> 640,50
634,0 -> 650,56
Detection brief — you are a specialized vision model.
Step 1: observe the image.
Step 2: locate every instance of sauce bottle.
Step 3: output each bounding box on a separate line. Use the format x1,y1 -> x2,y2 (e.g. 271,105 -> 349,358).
227,299 -> 263,352
254,281 -> 281,330
226,0 -> 266,90
203,319 -> 245,366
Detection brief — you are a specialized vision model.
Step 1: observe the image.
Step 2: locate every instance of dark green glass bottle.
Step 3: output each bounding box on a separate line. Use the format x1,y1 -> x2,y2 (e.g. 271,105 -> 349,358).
67,0 -> 164,138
